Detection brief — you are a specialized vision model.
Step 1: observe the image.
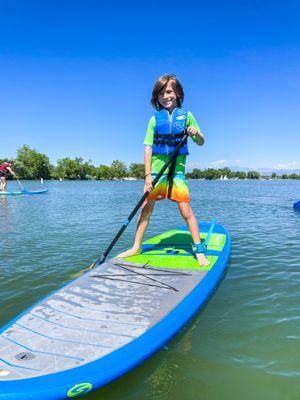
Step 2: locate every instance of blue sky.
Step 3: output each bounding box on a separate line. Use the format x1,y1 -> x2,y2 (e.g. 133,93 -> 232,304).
0,0 -> 299,171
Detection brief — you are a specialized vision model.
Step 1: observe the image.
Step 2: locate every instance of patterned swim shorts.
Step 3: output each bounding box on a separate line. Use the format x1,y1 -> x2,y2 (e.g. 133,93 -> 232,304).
145,173 -> 190,203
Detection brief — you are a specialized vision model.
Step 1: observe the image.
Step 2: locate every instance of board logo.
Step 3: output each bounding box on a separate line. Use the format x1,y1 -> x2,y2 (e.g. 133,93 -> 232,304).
67,382 -> 93,397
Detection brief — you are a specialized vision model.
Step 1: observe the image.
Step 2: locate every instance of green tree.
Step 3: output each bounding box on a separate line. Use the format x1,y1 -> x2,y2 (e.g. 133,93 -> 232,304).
110,160 -> 127,179
271,173 -> 277,179
56,157 -> 93,180
96,165 -> 113,180
203,168 -> 217,180
234,171 -> 247,180
129,163 -> 144,179
247,171 -> 261,179
190,168 -> 203,179
79,159 -> 96,180
15,145 -> 51,179
50,164 -> 60,179
288,173 -> 299,180
218,167 -> 232,179
86,163 -> 97,179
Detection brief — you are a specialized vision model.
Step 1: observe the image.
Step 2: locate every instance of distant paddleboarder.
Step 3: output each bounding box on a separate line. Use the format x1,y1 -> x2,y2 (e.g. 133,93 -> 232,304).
0,161 -> 17,192
117,74 -> 209,266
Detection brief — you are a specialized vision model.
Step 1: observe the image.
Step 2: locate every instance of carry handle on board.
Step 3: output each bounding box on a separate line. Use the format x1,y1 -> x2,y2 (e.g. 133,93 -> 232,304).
93,130 -> 189,268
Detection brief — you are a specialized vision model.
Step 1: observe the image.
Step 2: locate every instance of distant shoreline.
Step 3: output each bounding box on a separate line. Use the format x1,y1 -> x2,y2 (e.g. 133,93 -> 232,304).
7,177 -> 300,182
3,145 -> 300,181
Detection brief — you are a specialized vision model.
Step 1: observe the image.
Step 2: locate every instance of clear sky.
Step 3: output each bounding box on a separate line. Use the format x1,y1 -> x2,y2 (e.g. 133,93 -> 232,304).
1,0 -> 299,171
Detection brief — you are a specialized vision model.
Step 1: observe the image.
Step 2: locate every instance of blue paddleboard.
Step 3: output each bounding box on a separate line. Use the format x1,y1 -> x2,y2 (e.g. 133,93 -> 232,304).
0,222 -> 230,399
293,200 -> 300,210
0,189 -> 48,196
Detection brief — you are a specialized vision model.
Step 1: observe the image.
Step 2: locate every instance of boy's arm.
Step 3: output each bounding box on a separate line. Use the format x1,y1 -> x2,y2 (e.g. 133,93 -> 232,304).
144,145 -> 152,176
187,127 -> 204,146
186,112 -> 205,146
144,116 -> 155,187
144,145 -> 153,191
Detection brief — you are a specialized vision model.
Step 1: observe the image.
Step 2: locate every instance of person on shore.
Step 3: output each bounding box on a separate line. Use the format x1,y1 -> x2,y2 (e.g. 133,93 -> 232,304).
0,161 -> 17,192
117,74 -> 209,266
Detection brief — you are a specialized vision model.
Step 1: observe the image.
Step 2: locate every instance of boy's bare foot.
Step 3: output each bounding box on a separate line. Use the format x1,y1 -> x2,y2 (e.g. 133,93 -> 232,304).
195,253 -> 210,267
116,246 -> 141,259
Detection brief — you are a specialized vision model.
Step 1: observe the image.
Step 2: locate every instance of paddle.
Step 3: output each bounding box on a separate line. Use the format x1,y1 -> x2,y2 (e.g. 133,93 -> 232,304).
203,220 -> 216,249
16,178 -> 24,190
92,130 -> 189,268
16,178 -> 29,194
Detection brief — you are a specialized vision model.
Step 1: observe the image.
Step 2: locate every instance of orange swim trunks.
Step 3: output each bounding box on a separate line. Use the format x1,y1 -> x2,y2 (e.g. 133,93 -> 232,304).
146,173 -> 190,203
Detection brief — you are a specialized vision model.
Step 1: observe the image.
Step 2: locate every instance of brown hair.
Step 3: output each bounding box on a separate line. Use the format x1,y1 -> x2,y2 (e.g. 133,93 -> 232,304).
151,74 -> 184,110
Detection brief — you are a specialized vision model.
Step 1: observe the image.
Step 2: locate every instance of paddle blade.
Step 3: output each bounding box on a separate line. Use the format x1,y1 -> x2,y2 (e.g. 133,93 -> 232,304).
21,189 -> 30,195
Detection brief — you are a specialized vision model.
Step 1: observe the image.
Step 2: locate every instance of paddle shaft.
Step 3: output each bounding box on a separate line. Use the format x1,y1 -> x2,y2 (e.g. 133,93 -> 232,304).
94,131 -> 189,267
203,221 -> 216,248
16,178 -> 24,190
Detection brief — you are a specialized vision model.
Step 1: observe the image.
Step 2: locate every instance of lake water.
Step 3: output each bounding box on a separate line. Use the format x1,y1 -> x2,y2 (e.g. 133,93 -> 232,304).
1,179 -> 300,400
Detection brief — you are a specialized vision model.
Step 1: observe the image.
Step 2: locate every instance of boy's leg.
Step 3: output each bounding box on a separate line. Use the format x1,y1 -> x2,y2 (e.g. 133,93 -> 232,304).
117,200 -> 156,258
177,202 -> 209,266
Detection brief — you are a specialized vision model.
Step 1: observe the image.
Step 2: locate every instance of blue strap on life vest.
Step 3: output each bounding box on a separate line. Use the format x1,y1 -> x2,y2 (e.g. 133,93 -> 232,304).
152,108 -> 189,155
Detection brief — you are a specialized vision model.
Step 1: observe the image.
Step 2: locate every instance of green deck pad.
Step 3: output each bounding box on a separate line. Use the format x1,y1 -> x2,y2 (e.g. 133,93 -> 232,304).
143,229 -> 226,251
123,229 -> 225,270
205,233 -> 226,251
124,252 -> 218,270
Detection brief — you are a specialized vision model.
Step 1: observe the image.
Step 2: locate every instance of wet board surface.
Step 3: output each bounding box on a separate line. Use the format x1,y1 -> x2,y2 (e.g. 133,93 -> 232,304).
0,222 -> 230,400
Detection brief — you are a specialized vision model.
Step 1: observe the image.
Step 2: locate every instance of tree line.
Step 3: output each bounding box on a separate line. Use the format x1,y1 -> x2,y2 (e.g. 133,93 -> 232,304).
1,145 -> 144,180
186,168 -> 300,180
1,145 -> 300,180
186,168 -> 261,180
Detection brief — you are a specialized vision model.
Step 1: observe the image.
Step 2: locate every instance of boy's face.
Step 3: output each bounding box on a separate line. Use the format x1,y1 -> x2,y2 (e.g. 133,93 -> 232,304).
158,82 -> 177,112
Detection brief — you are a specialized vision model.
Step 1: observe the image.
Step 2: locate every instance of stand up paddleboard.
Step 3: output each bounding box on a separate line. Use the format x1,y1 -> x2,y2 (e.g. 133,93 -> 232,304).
0,222 -> 230,400
0,189 -> 48,196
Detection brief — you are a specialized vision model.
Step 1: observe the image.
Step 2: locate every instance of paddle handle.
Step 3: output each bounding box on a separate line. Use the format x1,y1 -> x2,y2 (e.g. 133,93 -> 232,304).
94,131 -> 189,267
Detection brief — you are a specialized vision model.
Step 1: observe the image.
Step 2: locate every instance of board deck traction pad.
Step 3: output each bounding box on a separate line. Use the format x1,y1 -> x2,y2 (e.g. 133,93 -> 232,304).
0,223 -> 230,399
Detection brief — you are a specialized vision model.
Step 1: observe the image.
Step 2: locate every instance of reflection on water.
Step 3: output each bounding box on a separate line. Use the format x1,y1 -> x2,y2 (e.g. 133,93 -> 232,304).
0,196 -> 8,226
1,179 -> 300,400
